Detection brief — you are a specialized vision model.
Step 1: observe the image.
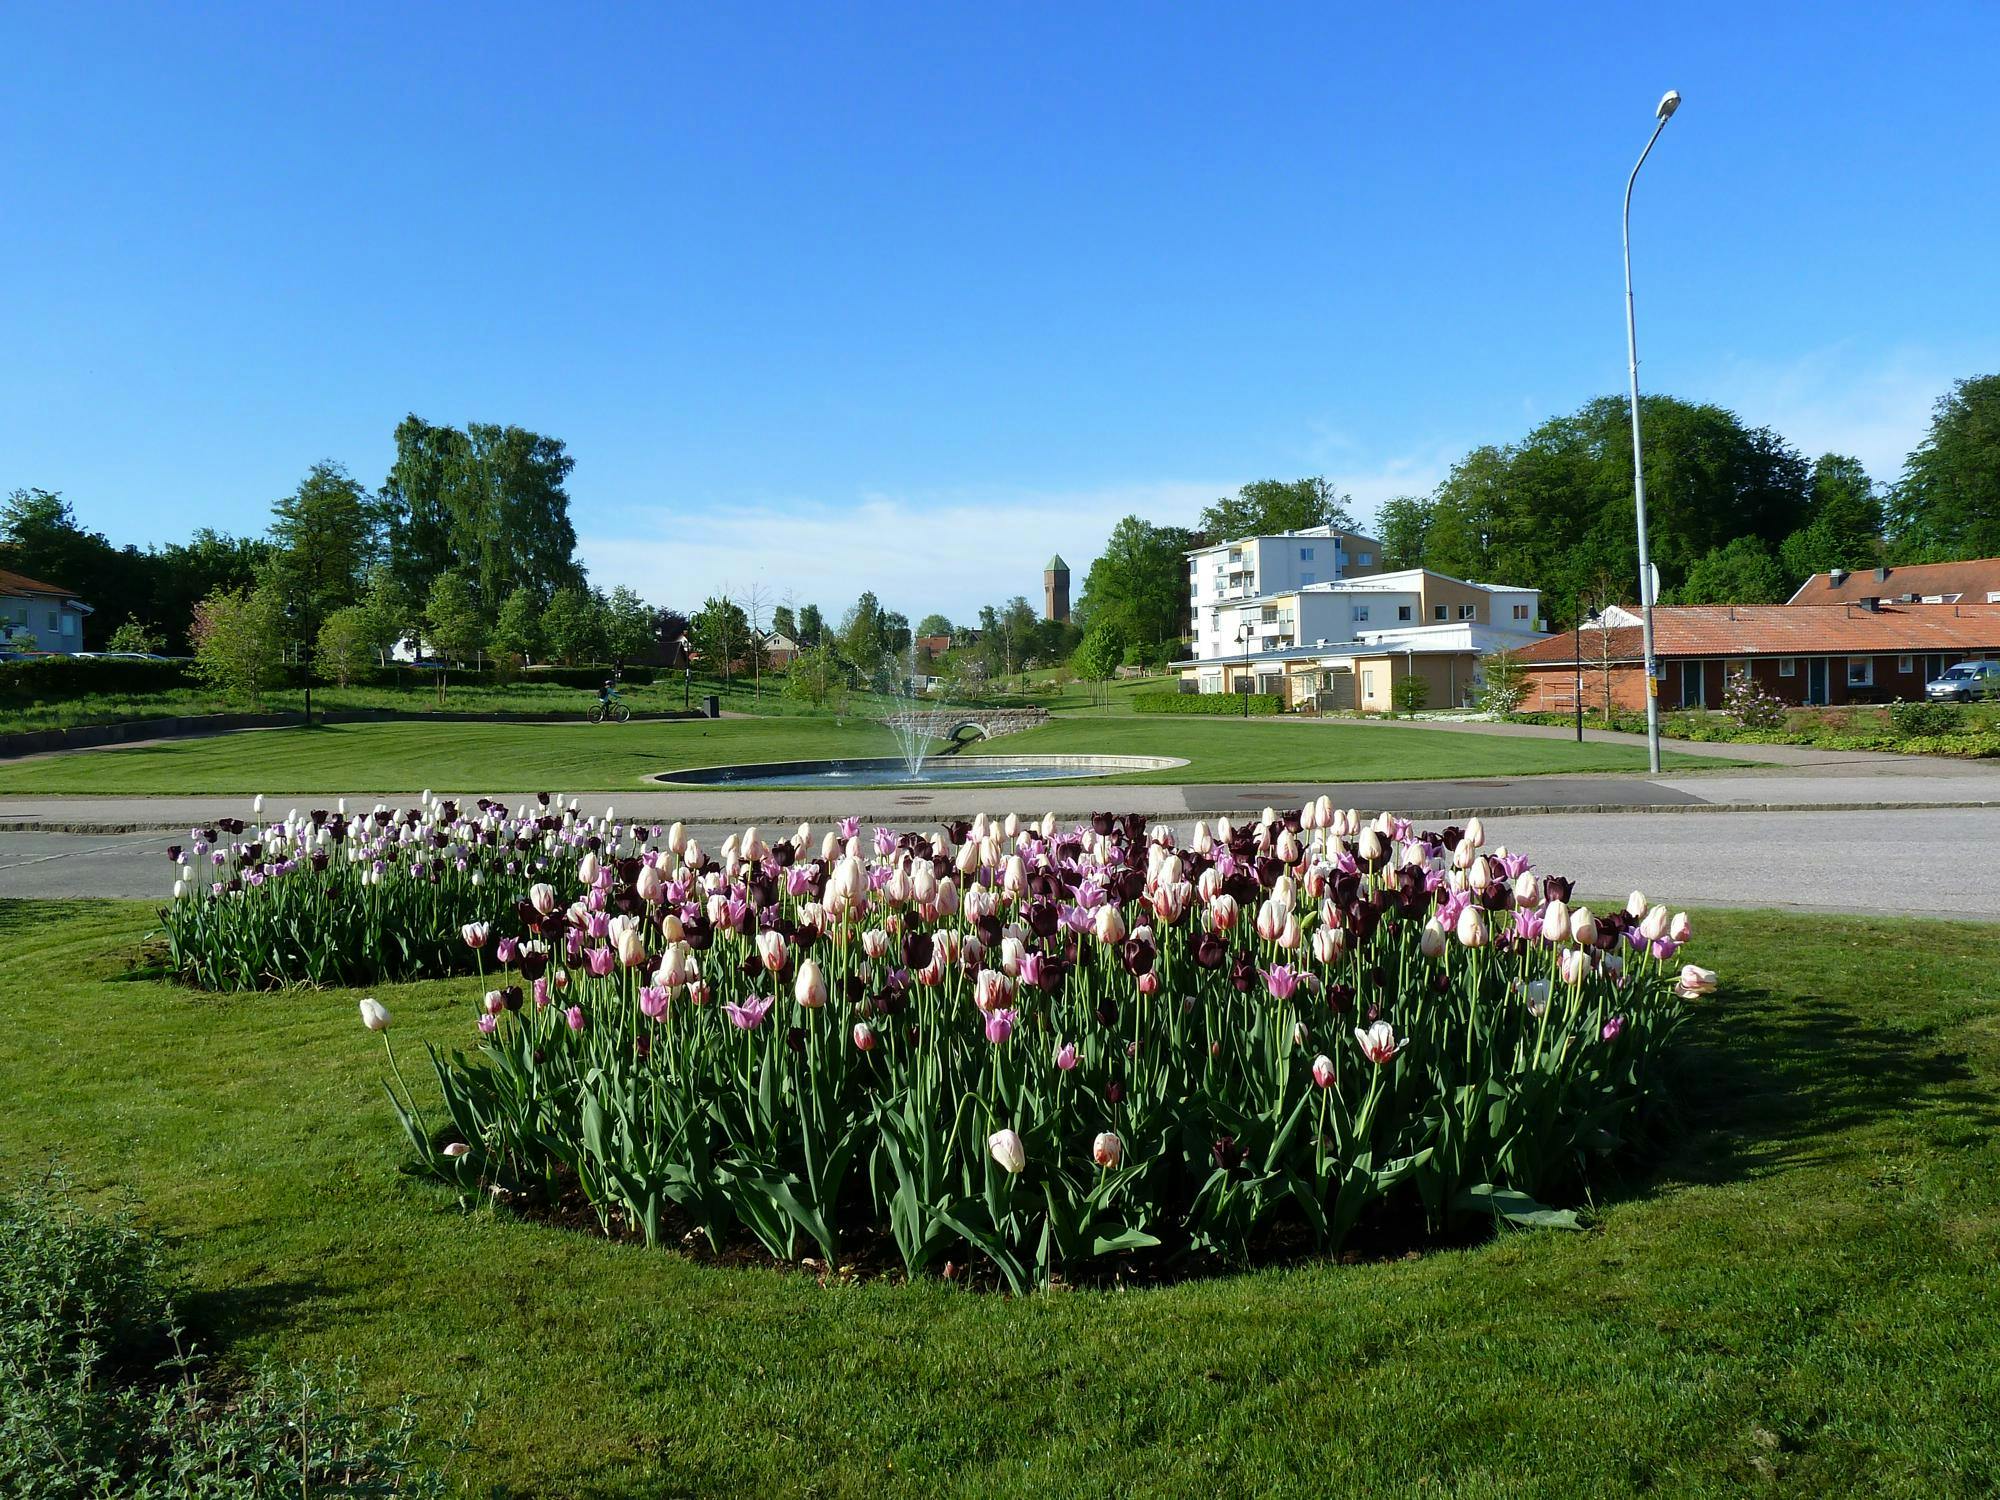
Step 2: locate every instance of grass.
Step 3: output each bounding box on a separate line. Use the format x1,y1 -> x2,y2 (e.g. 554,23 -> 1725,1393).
0,714 -> 1731,795
0,672 -> 913,735
1,900 -> 1994,1495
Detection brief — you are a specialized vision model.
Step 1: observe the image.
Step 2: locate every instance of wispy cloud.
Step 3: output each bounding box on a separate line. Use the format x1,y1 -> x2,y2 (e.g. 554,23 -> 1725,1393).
1705,345 -> 1952,483
577,479 -> 1228,621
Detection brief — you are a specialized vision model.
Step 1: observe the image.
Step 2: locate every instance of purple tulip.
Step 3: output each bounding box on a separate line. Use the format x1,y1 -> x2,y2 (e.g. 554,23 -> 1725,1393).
477,1013 -> 498,1035
1055,1041 -> 1078,1071
984,1008 -> 1018,1045
639,984 -> 670,1020
723,994 -> 775,1031
1262,964 -> 1301,1001
1601,1015 -> 1625,1043
585,947 -> 616,978
566,1005 -> 587,1032
494,936 -> 519,965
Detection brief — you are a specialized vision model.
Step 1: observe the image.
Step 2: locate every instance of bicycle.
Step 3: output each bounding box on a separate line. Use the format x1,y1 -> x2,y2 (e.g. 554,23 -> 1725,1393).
587,691 -> 631,725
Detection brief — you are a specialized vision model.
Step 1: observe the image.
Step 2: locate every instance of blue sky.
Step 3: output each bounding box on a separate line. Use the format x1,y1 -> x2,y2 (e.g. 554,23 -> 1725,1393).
5,3 -> 1996,619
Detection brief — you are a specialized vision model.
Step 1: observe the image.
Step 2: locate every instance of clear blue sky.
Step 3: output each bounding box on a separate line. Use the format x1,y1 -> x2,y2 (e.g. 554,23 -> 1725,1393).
5,2 -> 1996,618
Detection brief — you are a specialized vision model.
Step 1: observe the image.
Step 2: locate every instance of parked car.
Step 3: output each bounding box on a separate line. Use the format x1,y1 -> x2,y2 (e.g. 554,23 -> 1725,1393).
1924,659 -> 2000,702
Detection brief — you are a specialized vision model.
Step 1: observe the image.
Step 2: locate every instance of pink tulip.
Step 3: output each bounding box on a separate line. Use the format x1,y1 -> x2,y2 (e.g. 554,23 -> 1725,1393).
1136,971 -> 1160,996
1354,1021 -> 1403,1065
477,1013 -> 498,1035
1675,963 -> 1718,997
494,936 -> 518,964
984,1008 -> 1018,1045
1262,964 -> 1301,1000
723,994 -> 775,1030
483,989 -> 505,1016
1601,1015 -> 1625,1043
1055,1042 -> 1078,1071
565,1005 -> 586,1032
1311,1054 -> 1335,1089
852,1022 -> 877,1052
585,947 -> 615,978
639,984 -> 670,1020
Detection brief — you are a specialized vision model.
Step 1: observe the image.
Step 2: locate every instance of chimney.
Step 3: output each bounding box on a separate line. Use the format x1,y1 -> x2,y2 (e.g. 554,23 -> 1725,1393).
1874,566 -> 1889,584
1860,596 -> 1880,613
1829,568 -> 1848,587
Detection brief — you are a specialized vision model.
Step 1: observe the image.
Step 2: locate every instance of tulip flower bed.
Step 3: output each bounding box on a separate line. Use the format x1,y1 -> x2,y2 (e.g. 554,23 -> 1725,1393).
368,801 -> 1716,1290
160,792 -> 619,989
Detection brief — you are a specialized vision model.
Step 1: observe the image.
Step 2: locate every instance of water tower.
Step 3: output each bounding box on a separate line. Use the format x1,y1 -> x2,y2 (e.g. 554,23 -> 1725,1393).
1043,554 -> 1070,623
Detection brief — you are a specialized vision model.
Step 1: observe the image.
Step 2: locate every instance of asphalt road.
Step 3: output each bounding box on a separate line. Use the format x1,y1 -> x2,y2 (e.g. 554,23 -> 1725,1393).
7,807 -> 1994,921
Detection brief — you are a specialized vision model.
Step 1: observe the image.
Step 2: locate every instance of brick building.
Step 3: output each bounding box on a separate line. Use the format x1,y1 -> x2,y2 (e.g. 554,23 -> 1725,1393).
1512,602 -> 2000,715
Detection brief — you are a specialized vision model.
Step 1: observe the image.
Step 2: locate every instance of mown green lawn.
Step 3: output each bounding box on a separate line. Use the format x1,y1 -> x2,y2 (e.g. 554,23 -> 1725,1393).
0,715 -> 1729,795
2,901 -> 1994,1496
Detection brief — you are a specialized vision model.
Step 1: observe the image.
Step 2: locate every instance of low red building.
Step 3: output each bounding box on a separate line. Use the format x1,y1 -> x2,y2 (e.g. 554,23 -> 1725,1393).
1788,558 -> 2000,607
1512,602 -> 2000,714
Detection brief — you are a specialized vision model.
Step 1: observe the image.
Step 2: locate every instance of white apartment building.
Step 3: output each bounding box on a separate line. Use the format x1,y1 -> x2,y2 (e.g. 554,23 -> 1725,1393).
1186,526 -> 1382,623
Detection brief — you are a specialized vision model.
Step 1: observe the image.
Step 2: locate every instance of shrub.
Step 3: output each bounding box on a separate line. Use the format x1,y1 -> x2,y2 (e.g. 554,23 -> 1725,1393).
369,805 -> 1710,1291
1888,699 -> 1964,737
0,1169 -> 459,1496
190,585 -> 284,701
1476,651 -> 1527,718
1391,675 -> 1430,715
1722,673 -> 1789,730
1133,691 -> 1283,715
0,656 -> 199,702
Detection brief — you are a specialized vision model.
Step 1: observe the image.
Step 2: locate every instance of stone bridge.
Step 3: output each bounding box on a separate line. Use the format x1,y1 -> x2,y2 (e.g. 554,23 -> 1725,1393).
879,706 -> 1052,748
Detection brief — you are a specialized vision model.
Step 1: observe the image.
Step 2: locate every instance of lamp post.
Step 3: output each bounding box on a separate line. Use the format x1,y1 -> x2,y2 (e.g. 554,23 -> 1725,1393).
1623,87 -> 1680,775
1235,621 -> 1254,717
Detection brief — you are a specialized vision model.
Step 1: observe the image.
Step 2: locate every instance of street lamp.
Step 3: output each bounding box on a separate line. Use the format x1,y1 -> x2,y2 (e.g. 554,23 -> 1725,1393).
1235,621 -> 1255,717
1623,87 -> 1680,775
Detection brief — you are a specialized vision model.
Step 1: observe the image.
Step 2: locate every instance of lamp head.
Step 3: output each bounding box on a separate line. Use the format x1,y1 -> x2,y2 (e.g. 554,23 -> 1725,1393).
1656,89 -> 1681,121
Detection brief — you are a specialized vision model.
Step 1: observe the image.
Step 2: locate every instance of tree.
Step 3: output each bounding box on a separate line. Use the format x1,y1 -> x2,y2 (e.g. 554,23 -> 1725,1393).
1198,477 -> 1355,542
1675,536 -> 1789,605
839,593 -> 891,681
796,603 -> 825,646
104,617 -> 163,654
691,595 -> 749,684
1075,515 -> 1193,649
770,604 -> 798,643
1374,496 -> 1434,570
1071,620 -> 1125,705
424,573 -> 485,701
146,529 -> 271,653
190,585 -> 283,702
268,461 -> 377,720
1780,453 -> 1883,584
489,585 -> 544,664
1391,673 -> 1431,716
1423,395 -> 1810,625
1886,375 -> 2000,562
1476,650 -> 1527,719
914,612 -> 952,640
356,567 -> 414,665
604,586 -> 655,663
380,414 -> 582,609
541,585 -> 606,666
781,642 -> 848,710
315,607 -> 376,686
652,608 -> 691,668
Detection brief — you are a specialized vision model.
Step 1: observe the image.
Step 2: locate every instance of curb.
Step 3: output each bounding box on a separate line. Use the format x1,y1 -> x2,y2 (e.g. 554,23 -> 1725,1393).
4,797 -> 1997,836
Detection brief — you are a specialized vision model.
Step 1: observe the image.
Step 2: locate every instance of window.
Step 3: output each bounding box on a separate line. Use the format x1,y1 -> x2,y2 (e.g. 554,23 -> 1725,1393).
46,610 -> 59,630
1299,547 -> 1315,561
1352,605 -> 1370,622
1846,657 -> 1874,688
60,613 -> 75,636
1356,552 -> 1373,566
1362,670 -> 1375,694
1433,605 -> 1447,621
1512,603 -> 1530,621
1987,592 -> 2000,604
1897,655 -> 1914,674
1458,604 -> 1477,620
1397,605 -> 1413,622
1778,657 -> 1796,677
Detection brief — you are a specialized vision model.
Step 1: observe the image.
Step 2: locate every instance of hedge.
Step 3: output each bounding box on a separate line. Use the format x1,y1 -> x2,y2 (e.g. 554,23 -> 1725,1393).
1132,690 -> 1284,716
0,656 -> 656,702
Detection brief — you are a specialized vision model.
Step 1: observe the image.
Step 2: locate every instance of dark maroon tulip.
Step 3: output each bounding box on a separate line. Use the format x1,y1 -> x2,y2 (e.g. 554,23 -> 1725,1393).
1193,933 -> 1226,969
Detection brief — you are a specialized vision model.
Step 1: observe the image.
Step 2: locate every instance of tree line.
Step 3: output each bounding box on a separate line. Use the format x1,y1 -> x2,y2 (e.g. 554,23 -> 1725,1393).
1060,373 -> 2000,669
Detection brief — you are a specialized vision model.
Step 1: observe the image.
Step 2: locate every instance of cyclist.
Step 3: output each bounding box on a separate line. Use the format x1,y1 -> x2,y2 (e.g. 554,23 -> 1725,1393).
593,664 -> 625,722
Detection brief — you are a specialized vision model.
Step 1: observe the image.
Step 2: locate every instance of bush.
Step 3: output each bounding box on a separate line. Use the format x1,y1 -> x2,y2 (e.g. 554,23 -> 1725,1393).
1722,673 -> 1789,730
1888,699 -> 1964,737
1,1169 -> 459,1497
1133,690 -> 1283,715
0,656 -> 199,702
520,664 -> 656,687
1476,651 -> 1527,718
374,806 -> 1708,1291
1391,676 -> 1431,715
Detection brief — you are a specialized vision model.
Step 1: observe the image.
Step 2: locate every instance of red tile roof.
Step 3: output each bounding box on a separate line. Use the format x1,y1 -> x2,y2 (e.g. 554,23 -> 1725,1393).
0,567 -> 83,599
1789,557 -> 2000,605
1510,603 -> 2000,665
